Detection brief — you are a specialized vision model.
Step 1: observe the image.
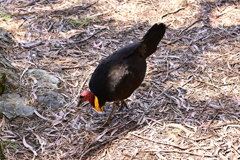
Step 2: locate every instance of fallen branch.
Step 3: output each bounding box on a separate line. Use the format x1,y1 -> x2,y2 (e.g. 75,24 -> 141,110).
79,124 -> 138,160
178,19 -> 202,36
79,86 -> 173,159
138,85 -> 173,124
160,7 -> 185,19
141,149 -> 215,157
131,133 -> 188,150
70,28 -> 107,44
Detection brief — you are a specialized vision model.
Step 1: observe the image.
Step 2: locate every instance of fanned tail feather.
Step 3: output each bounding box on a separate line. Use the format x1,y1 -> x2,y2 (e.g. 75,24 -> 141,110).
138,23 -> 166,58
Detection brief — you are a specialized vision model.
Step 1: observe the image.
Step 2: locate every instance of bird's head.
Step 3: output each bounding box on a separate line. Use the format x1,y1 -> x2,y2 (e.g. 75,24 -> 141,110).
79,91 -> 94,106
78,91 -> 103,111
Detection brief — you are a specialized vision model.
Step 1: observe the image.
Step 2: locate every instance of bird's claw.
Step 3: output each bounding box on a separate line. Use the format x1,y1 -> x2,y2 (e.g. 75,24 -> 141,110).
118,100 -> 128,111
101,120 -> 111,127
97,119 -> 111,127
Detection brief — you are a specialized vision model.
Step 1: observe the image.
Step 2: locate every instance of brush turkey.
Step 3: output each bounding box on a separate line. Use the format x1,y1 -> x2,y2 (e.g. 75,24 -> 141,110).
78,23 -> 166,126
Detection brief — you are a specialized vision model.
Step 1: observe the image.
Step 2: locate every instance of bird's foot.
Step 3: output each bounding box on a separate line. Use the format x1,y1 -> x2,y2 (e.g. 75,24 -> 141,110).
101,120 -> 111,127
97,119 -> 111,127
118,100 -> 129,111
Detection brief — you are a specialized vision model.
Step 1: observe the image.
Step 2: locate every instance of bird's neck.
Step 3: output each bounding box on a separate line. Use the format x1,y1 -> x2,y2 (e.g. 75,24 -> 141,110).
89,95 -> 94,107
90,95 -> 103,111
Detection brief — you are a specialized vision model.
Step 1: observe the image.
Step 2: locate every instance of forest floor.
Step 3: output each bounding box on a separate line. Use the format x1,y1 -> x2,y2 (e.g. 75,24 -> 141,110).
0,0 -> 240,159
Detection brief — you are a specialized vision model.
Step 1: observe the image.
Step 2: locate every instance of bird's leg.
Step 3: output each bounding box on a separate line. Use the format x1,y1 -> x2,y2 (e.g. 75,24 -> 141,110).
118,100 -> 129,111
101,102 -> 119,127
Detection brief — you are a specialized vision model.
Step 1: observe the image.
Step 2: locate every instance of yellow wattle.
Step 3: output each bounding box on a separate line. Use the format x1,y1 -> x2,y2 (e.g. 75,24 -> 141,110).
94,96 -> 103,111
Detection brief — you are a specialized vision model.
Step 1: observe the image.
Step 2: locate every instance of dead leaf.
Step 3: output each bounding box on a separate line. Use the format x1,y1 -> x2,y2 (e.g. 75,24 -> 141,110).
22,41 -> 42,48
23,135 -> 38,156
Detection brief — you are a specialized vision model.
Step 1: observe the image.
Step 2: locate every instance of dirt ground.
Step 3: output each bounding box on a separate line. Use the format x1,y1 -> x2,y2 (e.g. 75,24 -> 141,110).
0,0 -> 240,159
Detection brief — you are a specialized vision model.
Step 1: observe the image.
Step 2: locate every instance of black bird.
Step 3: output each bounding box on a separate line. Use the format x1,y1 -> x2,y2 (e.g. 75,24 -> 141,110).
79,23 -> 166,126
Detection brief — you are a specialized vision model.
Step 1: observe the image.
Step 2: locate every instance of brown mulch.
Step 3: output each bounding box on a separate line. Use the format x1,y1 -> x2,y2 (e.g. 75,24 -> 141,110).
0,0 -> 240,159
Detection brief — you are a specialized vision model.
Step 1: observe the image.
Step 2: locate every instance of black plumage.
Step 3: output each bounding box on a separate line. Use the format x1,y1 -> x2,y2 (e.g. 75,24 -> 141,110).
79,23 -> 166,125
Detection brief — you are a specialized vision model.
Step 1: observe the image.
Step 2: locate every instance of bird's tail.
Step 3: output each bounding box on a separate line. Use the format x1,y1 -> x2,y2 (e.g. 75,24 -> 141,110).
138,23 -> 166,58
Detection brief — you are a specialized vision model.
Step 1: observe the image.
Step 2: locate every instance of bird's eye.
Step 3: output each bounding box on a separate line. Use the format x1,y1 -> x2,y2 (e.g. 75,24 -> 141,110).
80,96 -> 84,98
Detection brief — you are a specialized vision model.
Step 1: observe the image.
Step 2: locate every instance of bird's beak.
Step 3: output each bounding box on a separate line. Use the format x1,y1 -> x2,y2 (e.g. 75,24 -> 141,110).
77,99 -> 82,107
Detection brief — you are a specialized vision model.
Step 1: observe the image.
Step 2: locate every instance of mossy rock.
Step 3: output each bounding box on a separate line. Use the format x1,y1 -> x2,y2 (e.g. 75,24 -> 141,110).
0,68 -> 20,93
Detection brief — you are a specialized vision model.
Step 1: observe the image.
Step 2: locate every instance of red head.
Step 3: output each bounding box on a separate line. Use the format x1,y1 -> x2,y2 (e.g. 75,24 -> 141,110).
78,91 -> 104,111
78,91 -> 94,106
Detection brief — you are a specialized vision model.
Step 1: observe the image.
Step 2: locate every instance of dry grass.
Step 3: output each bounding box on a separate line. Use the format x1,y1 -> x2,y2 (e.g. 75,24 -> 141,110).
0,0 -> 240,159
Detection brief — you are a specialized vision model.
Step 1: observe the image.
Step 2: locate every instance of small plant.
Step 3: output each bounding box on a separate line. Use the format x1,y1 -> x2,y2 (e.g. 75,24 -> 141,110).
2,14 -> 11,21
69,16 -> 94,27
0,7 -> 11,21
0,139 -> 19,159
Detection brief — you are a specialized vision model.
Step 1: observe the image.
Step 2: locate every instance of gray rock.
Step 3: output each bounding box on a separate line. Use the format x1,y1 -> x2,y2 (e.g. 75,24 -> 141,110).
0,68 -> 20,92
0,93 -> 35,119
38,91 -> 66,110
0,27 -> 15,46
0,27 -> 17,70
27,69 -> 59,89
